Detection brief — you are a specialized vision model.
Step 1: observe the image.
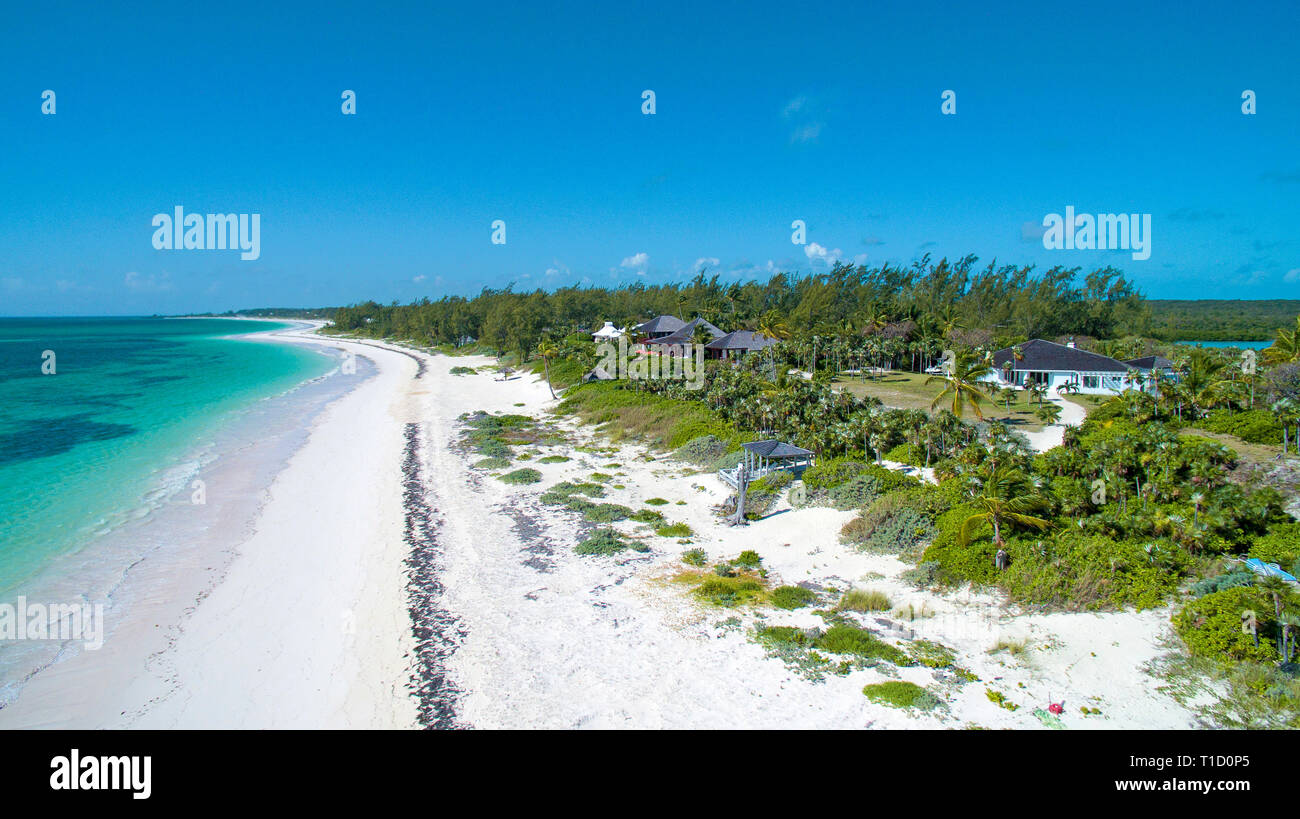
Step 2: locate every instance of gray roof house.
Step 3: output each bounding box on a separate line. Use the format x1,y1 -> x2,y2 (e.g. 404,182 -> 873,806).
641,317 -> 724,355
633,315 -> 687,339
705,330 -> 780,360
985,338 -> 1133,394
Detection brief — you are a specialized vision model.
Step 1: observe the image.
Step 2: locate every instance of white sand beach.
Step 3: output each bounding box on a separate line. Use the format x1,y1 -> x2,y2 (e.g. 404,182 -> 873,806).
0,324 -> 1204,729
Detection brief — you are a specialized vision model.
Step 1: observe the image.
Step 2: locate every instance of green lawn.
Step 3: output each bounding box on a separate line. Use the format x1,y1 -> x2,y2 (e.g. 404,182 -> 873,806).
832,371 -> 1075,432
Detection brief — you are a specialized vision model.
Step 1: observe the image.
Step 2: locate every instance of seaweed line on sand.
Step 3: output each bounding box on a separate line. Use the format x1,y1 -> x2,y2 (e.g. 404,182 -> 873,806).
402,421 -> 465,728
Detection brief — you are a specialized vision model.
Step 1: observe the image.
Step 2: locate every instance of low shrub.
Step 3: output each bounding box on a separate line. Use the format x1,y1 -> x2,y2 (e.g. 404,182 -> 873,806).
814,625 -> 910,664
676,434 -> 730,466
1250,523 -> 1300,568
694,574 -> 766,607
450,366 -> 477,376
656,522 -> 694,538
1173,585 -> 1280,664
907,639 -> 956,668
1199,409 -> 1283,444
539,481 -> 605,505
1190,570 -> 1255,598
681,547 -> 707,567
498,468 -> 542,485
644,497 -> 670,506
862,681 -> 940,710
771,585 -> 818,609
473,457 -> 511,470
536,455 -> 570,464
575,528 -> 631,556
630,509 -> 665,524
837,588 -> 892,612
734,550 -> 762,569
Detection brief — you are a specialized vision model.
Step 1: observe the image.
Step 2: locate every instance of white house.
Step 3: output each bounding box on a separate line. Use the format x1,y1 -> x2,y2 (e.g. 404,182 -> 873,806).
984,338 -> 1135,395
592,321 -> 625,342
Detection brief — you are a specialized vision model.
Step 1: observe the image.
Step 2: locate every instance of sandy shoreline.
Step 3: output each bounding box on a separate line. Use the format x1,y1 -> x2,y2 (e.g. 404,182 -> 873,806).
0,322 -> 420,728
1,322 -> 1205,729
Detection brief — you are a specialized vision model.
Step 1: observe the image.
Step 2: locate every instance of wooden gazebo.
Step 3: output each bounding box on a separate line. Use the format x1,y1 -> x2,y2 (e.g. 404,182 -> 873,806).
719,439 -> 814,487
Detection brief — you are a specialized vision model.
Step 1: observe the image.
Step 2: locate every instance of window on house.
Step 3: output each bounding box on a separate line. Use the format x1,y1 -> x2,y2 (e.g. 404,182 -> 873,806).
1083,375 -> 1099,388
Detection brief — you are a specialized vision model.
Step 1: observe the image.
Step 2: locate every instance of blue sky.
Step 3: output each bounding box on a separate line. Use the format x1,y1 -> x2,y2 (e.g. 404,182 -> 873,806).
1,0 -> 1298,315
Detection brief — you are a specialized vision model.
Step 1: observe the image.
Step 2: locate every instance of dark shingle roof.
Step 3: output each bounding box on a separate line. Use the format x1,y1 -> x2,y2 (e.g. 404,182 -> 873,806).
742,439 -> 813,458
705,330 -> 780,352
1124,355 -> 1175,370
643,317 -> 724,344
991,338 -> 1129,373
634,315 -> 685,334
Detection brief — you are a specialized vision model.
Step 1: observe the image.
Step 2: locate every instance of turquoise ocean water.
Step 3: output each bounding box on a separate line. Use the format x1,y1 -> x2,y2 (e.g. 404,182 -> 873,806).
0,318 -> 332,594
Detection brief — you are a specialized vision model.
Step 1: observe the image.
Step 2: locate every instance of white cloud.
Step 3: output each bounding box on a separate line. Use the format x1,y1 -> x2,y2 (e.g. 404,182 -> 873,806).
804,242 -> 842,265
693,256 -> 720,273
413,274 -> 426,283
790,123 -> 823,143
620,252 -> 649,269
1284,268 -> 1300,283
781,96 -> 807,118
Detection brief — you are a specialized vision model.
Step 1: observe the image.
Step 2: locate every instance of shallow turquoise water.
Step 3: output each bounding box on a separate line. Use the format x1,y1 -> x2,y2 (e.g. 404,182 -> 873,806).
0,318 -> 331,592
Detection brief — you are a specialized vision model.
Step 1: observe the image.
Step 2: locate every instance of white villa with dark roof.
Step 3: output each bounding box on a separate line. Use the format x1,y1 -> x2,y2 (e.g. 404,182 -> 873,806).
983,338 -> 1143,395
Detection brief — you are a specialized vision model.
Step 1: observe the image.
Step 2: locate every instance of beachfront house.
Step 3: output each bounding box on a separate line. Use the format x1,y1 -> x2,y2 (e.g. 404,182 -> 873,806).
718,439 -> 814,487
641,317 -> 724,356
705,330 -> 780,360
985,338 -> 1133,395
632,315 -> 687,340
592,321 -> 625,342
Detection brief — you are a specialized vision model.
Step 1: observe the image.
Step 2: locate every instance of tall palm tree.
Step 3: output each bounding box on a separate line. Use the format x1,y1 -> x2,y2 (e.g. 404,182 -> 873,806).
927,349 -> 993,420
1262,316 -> 1300,365
958,463 -> 1051,546
1272,397 -> 1298,454
536,339 -> 559,399
757,309 -> 791,341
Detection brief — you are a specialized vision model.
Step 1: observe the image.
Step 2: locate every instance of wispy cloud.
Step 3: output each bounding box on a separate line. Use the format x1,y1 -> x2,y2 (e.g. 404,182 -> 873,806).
693,256 -> 720,273
804,242 -> 841,265
620,252 -> 648,270
782,93 -> 826,145
124,271 -> 173,292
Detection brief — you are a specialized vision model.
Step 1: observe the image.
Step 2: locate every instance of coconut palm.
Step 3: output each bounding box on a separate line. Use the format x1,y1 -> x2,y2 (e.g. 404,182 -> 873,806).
1262,316 -> 1300,365
1035,402 -> 1063,426
958,463 -> 1051,546
1273,397 -> 1298,454
926,349 -> 993,420
536,339 -> 560,398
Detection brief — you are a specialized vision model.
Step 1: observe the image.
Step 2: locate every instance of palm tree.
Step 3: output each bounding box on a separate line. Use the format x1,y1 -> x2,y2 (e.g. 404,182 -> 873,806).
958,463 -> 1051,546
1035,402 -> 1062,426
1026,381 -> 1047,406
1262,316 -> 1300,365
757,309 -> 791,341
926,349 -> 993,420
1272,397 -> 1298,454
536,339 -> 559,399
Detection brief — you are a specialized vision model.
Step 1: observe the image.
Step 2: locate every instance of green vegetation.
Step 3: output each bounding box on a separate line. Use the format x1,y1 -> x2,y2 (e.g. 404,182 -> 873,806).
536,454 -> 570,464
771,585 -> 818,609
450,366 -> 477,375
655,522 -> 694,538
836,588 -> 892,612
498,468 -> 542,485
644,497 -> 670,506
630,508 -> 665,524
344,267 -> 1300,727
680,547 -> 708,567
862,681 -> 940,710
575,528 -> 634,556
